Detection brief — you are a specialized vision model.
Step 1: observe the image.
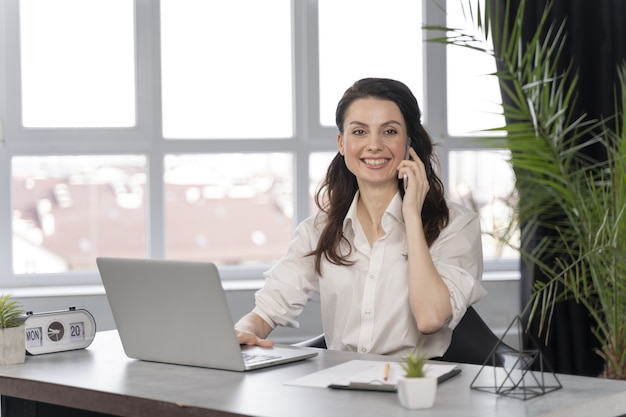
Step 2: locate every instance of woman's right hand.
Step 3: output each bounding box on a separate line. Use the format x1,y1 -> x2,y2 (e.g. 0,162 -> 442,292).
234,312 -> 275,347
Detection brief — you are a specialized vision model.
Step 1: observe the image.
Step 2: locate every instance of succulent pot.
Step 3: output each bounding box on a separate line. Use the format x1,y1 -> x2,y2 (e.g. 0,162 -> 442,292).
0,325 -> 26,365
397,375 -> 437,409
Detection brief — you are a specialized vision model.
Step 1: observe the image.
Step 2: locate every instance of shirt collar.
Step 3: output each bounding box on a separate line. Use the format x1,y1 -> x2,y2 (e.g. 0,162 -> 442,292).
386,192 -> 405,224
343,191 -> 405,233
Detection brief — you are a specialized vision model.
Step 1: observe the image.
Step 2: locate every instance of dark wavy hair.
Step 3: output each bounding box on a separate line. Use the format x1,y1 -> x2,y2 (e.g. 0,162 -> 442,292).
309,78 -> 449,275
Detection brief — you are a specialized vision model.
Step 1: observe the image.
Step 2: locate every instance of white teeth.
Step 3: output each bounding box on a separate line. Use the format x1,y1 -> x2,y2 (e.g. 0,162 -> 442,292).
363,159 -> 387,166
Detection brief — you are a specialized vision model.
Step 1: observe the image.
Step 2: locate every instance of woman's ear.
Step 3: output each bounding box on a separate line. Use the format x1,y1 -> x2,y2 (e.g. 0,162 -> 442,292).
336,133 -> 344,155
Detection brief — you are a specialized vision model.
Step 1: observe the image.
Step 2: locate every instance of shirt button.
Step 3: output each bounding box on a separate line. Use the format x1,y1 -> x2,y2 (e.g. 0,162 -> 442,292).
364,310 -> 371,315
369,274 -> 375,279
360,348 -> 367,353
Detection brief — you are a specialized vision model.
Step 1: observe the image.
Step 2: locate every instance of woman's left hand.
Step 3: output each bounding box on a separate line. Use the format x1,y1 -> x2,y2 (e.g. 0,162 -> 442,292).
398,147 -> 430,218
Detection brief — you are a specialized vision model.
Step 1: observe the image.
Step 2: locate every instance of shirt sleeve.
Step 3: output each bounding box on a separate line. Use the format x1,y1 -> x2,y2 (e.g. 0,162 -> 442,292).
252,216 -> 321,329
430,203 -> 487,328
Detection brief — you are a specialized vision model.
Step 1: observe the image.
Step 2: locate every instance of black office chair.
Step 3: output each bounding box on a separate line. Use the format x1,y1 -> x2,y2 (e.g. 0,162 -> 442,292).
435,306 -> 520,366
292,333 -> 327,349
293,306 -> 520,367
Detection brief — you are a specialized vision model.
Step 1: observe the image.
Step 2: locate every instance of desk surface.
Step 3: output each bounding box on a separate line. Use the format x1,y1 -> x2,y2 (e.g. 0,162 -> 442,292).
1,330 -> 626,417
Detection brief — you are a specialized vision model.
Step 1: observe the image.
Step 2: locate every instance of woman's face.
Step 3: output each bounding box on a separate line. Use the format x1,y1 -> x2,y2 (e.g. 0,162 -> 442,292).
337,97 -> 409,188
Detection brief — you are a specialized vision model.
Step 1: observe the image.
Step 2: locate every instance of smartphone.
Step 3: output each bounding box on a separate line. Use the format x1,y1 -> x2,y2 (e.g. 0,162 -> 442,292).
403,139 -> 411,190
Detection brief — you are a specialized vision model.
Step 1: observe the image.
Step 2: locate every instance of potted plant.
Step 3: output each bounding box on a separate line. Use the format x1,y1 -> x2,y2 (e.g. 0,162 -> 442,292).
425,0 -> 626,379
0,294 -> 26,365
396,351 -> 437,409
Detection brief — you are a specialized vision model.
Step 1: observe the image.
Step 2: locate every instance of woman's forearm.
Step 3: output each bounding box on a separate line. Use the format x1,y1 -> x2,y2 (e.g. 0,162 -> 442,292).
405,216 -> 452,334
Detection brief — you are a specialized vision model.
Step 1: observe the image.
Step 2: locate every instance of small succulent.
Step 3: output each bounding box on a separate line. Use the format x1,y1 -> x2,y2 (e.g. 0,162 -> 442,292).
0,294 -> 25,329
401,351 -> 427,378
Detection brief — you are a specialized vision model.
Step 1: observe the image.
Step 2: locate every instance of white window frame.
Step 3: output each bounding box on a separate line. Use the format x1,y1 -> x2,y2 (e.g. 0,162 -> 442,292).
0,0 -> 517,291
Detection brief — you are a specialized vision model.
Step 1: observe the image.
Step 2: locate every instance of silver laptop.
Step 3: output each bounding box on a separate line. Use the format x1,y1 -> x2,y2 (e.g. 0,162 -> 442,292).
96,257 -> 318,371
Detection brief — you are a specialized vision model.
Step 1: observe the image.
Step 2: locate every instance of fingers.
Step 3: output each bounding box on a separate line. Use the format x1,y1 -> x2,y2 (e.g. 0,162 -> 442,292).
399,148 -> 429,192
236,330 -> 275,347
255,338 -> 275,347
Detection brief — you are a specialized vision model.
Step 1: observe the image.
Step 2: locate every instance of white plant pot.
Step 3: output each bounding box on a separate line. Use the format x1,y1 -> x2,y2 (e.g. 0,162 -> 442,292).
0,325 -> 26,365
397,376 -> 437,409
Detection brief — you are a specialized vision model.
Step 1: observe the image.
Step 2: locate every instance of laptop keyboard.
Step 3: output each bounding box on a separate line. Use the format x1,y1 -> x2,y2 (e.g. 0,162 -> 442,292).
242,352 -> 281,365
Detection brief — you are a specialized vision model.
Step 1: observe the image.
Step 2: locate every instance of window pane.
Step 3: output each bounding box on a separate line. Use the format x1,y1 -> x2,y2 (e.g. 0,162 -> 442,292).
160,0 -> 293,139
19,0 -> 135,128
446,0 -> 504,135
164,154 -> 293,264
448,150 -> 518,260
12,156 -> 147,274
318,0 -> 423,126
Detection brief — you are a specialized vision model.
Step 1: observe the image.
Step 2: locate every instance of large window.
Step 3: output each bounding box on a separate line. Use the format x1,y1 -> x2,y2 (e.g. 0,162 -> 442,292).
0,0 -> 515,288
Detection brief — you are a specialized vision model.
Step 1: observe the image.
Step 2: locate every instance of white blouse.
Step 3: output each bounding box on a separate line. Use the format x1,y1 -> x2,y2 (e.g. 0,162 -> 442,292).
252,192 -> 487,357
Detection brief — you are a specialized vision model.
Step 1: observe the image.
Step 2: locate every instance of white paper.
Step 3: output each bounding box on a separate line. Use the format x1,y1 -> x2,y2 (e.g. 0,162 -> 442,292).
285,360 -> 376,388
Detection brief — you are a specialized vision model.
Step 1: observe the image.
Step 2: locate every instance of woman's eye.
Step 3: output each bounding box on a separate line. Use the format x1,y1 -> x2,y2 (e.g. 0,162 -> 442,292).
352,129 -> 366,136
384,129 -> 398,135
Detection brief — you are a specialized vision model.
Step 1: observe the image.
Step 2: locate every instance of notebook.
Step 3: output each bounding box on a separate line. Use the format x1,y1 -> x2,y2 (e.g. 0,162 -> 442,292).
96,257 -> 318,371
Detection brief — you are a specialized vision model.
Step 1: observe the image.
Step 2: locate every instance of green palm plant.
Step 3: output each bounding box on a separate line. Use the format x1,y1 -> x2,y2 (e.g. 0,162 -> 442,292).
426,0 -> 626,379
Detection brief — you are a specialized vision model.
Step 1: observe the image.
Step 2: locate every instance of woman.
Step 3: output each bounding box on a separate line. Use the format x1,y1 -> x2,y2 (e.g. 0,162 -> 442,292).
236,78 -> 486,357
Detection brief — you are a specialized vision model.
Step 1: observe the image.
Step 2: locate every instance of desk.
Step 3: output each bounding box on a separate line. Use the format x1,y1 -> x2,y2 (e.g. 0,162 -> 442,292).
1,330 -> 626,417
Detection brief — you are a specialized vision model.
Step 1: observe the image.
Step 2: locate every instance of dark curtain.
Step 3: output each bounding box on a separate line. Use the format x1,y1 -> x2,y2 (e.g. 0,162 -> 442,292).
495,0 -> 626,376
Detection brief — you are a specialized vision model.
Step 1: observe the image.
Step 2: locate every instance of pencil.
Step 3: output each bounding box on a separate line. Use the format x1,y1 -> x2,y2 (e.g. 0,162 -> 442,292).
383,363 -> 390,382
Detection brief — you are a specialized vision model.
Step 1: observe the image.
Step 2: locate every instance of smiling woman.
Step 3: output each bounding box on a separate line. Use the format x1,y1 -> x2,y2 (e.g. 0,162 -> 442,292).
234,78 -> 487,358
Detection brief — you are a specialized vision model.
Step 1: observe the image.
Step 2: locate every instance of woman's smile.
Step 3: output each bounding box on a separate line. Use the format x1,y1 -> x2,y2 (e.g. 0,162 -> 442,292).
362,158 -> 390,167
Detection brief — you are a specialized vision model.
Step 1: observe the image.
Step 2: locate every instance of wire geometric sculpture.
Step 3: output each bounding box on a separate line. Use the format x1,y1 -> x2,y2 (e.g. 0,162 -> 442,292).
470,315 -> 562,400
